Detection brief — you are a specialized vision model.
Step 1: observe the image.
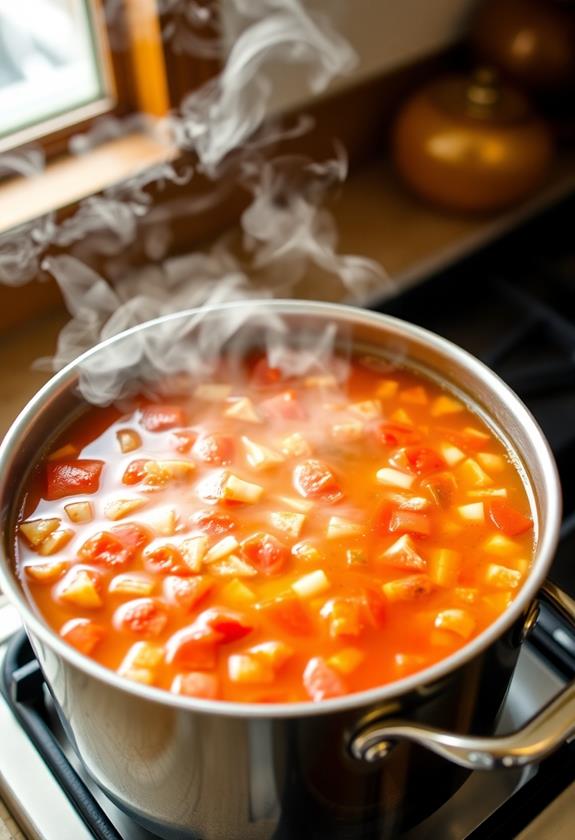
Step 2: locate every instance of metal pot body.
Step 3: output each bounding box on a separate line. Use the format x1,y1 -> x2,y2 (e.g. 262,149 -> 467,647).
0,302 -> 562,839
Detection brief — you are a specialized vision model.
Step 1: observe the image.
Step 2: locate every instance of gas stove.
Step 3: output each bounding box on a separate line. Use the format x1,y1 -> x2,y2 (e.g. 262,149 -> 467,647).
1,192 -> 575,839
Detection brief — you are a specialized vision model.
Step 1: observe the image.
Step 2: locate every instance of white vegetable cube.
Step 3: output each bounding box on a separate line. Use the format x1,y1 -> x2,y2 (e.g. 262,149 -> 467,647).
439,442 -> 465,467
59,570 -> 102,609
109,574 -> 155,596
328,647 -> 365,675
144,460 -> 195,484
225,397 -> 262,423
467,488 -> 508,499
204,535 -> 240,564
382,575 -> 434,602
457,502 -> 485,523
119,642 -> 163,685
376,379 -> 399,398
304,375 -> 337,389
280,433 -> 312,458
249,641 -> 294,669
19,518 -> 60,549
485,563 -> 522,589
431,395 -> 464,417
292,569 -> 330,598
292,541 -> 323,563
25,560 -> 68,584
349,400 -> 381,420
269,511 -> 305,538
331,421 -> 364,442
104,497 -> 147,521
477,452 -> 506,472
483,534 -> 519,555
210,555 -> 258,577
194,383 -> 232,401
381,534 -> 426,571
458,458 -> 493,487
64,502 -> 94,524
220,579 -> 257,605
463,426 -> 490,445
241,436 -> 284,470
274,495 -> 313,513
228,654 -> 274,684
376,468 -> 415,490
37,529 -> 74,556
148,507 -> 178,536
434,609 -> 475,639
326,516 -> 362,539
222,474 -> 264,504
179,536 -> 208,571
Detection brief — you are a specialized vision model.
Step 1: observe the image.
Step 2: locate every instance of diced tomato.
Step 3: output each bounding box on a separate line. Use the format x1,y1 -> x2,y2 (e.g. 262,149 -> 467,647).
141,405 -> 187,432
144,545 -> 195,577
165,628 -> 217,669
372,422 -> 422,448
421,472 -> 457,508
164,576 -> 213,610
293,459 -> 343,503
60,618 -> 106,655
45,460 -> 103,500
361,587 -> 387,628
198,608 -> 253,643
122,459 -> 148,485
78,532 -> 131,568
192,511 -> 236,536
170,429 -> 198,453
258,594 -> 313,636
372,502 -> 394,534
260,390 -> 307,421
389,510 -> 432,537
112,522 -> 153,553
404,447 -> 445,476
115,598 -> 169,638
172,672 -> 219,699
241,532 -> 289,575
193,433 -> 235,466
488,499 -> 533,537
303,657 -> 346,701
251,358 -> 283,388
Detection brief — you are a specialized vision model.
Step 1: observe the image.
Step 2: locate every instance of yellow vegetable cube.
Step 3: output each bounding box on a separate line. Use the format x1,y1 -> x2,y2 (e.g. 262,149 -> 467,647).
64,502 -> 94,524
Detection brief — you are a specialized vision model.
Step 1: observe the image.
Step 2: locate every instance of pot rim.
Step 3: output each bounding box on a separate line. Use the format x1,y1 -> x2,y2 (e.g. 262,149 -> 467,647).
0,299 -> 562,719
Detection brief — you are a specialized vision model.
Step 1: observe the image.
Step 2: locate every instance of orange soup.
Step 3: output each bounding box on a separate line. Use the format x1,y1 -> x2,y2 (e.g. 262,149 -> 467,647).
16,354 -> 534,703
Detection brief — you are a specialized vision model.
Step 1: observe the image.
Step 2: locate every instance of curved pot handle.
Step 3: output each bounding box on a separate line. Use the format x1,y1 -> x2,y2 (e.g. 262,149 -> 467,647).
350,581 -> 575,770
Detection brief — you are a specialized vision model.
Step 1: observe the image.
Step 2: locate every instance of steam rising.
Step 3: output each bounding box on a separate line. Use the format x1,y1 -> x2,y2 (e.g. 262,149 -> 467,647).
3,0 -> 389,403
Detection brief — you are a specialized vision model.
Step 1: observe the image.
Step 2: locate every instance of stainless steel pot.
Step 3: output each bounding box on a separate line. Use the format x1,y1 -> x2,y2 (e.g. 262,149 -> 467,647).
0,300 -> 573,840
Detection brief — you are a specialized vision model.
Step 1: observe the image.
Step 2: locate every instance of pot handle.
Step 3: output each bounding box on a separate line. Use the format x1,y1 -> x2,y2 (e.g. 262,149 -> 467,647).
349,581 -> 575,770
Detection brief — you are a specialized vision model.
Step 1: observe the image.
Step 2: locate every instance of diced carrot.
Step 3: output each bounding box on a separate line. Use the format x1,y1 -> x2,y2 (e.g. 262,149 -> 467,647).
60,618 -> 106,655
488,499 -> 533,537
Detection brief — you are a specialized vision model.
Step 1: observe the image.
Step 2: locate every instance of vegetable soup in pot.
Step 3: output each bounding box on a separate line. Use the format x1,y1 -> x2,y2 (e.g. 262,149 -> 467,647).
15,352 -> 535,704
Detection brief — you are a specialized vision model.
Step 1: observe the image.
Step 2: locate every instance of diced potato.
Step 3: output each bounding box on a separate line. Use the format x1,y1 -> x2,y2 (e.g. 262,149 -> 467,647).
485,563 -> 522,589
228,654 -> 274,684
390,408 -> 413,425
439,442 -> 465,467
104,497 -> 147,521
241,436 -> 284,470
222,473 -> 264,504
119,641 -> 163,684
483,592 -> 513,612
477,452 -> 506,472
376,467 -> 415,490
144,460 -> 195,485
25,560 -> 68,584
225,397 -> 262,423
37,528 -> 74,556
179,536 -> 208,572
280,433 -> 312,458
399,386 -> 428,405
468,488 -> 508,498
376,379 -> 399,398
382,575 -> 434,602
19,518 -> 60,549
431,395 -> 464,417
210,555 -> 257,577
381,534 -> 426,571
483,534 -> 519,555
346,548 -> 367,566
394,494 -> 430,511
116,429 -> 142,453
328,647 -> 365,675
292,541 -> 323,563
509,557 -> 530,575
428,548 -> 461,587
47,443 -> 77,461
458,458 -> 493,488
331,420 -> 364,443
463,426 -> 490,445
249,640 -> 294,669
59,570 -> 102,609
434,608 -> 475,639
204,535 -> 240,564
274,494 -> 313,513
147,507 -> 178,536
194,383 -> 232,401
454,587 -> 480,604
269,511 -> 305,538
120,668 -> 156,685
304,375 -> 337,389
326,516 -> 362,539
220,578 -> 257,605
109,574 -> 155,597
430,629 -> 460,648
349,400 -> 381,420
394,652 -> 427,671
438,519 -> 463,537
457,502 -> 485,523
64,502 -> 94,524
292,569 -> 330,598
